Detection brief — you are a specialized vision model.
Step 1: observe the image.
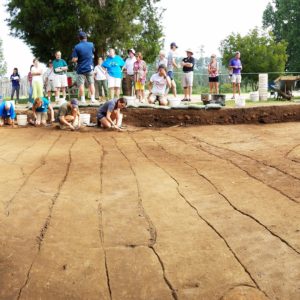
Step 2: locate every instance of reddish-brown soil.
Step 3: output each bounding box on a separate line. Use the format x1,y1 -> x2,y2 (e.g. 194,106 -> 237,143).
0,122 -> 300,299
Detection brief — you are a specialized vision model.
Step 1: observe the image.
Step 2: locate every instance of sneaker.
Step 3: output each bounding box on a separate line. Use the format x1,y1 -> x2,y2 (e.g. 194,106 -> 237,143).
181,98 -> 188,102
90,99 -> 100,104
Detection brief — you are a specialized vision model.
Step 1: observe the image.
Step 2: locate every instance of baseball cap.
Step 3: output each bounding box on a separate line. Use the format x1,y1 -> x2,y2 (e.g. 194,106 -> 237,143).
128,48 -> 136,54
78,31 -> 87,38
170,42 -> 178,48
71,99 -> 78,107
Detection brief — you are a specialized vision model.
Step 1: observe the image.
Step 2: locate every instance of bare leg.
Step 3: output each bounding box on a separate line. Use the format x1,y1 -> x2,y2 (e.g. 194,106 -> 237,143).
115,88 -> 120,98
237,83 -> 241,95
109,87 -> 115,99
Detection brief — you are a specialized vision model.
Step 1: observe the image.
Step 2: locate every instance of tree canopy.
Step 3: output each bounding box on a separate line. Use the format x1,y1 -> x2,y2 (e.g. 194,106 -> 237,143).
220,28 -> 287,84
0,39 -> 7,78
263,0 -> 300,71
6,0 -> 164,64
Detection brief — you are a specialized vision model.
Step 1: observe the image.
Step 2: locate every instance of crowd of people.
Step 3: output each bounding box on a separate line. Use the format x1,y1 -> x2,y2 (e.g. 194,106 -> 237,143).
2,31 -> 243,130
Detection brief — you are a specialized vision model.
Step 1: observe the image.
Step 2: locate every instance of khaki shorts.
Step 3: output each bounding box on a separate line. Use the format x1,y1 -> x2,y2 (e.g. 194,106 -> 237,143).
36,112 -> 48,124
182,72 -> 194,87
77,72 -> 94,86
149,93 -> 167,104
231,74 -> 242,84
46,80 -> 55,92
54,74 -> 68,88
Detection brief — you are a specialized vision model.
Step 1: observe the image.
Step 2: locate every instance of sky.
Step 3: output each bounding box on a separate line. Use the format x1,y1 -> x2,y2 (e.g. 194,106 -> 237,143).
0,0 -> 270,77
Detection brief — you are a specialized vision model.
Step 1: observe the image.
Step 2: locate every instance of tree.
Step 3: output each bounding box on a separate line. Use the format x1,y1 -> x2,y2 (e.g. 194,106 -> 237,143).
6,0 -> 164,64
0,38 -> 7,78
220,28 -> 287,88
263,0 -> 300,71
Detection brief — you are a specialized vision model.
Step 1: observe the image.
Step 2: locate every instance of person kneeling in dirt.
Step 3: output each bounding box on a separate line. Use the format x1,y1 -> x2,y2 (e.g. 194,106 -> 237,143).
30,97 -> 55,126
148,64 -> 171,106
0,101 -> 15,127
97,97 -> 127,130
58,99 -> 80,130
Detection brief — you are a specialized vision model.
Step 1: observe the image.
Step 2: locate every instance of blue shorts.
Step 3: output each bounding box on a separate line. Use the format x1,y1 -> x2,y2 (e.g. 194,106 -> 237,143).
167,71 -> 174,80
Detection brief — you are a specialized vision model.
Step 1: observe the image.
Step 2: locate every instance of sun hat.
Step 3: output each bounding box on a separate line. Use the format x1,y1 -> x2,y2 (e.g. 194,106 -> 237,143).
186,48 -> 193,55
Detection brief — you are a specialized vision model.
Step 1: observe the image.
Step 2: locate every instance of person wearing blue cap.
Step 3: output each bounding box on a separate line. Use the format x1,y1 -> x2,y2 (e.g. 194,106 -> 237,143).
167,42 -> 179,98
0,101 -> 16,126
72,31 -> 97,104
57,99 -> 80,130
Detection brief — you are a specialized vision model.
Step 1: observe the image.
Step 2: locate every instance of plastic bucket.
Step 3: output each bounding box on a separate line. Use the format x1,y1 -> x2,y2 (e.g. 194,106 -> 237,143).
168,98 -> 181,107
201,94 -> 209,101
80,114 -> 90,125
250,92 -> 259,102
235,96 -> 245,107
17,114 -> 28,126
124,96 -> 136,106
211,94 -> 226,106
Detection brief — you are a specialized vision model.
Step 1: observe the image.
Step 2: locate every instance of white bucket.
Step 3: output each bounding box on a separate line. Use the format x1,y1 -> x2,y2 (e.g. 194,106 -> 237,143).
235,96 -> 245,107
124,96 -> 136,106
168,98 -> 181,107
17,114 -> 28,126
80,114 -> 90,125
250,92 -> 259,102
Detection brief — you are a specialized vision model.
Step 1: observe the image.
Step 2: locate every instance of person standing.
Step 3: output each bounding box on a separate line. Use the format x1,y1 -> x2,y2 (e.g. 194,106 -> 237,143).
229,51 -> 242,99
44,60 -> 55,102
31,58 -> 44,99
208,54 -> 219,94
133,52 -> 147,102
27,65 -> 34,104
94,57 -> 108,102
102,48 -> 125,99
181,49 -> 195,102
167,42 -> 179,98
156,50 -> 168,69
72,31 -> 96,103
123,49 -> 136,96
10,68 -> 20,102
53,51 -> 68,103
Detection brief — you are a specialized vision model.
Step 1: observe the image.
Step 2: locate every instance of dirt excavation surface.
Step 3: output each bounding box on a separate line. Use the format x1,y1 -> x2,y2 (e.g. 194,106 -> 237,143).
0,123 -> 300,300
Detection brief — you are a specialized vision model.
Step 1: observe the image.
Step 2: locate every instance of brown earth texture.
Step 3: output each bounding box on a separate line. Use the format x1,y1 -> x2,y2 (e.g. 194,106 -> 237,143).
0,119 -> 300,299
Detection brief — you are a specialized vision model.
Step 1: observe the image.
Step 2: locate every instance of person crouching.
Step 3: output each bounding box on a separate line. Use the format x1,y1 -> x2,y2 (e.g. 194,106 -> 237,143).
0,101 -> 15,127
58,99 -> 80,130
97,97 -> 127,130
30,97 -> 54,126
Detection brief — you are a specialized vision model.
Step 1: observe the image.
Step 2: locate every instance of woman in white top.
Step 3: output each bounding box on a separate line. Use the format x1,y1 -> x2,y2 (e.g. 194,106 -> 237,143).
94,57 -> 108,101
31,58 -> 44,99
148,64 -> 171,106
156,50 -> 168,69
208,54 -> 219,94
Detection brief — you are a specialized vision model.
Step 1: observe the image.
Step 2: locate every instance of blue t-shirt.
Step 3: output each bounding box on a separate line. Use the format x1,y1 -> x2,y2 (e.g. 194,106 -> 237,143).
102,56 -> 125,79
229,58 -> 242,74
10,74 -> 20,87
36,98 -> 49,113
0,101 -> 16,119
72,41 -> 95,74
97,99 -> 117,119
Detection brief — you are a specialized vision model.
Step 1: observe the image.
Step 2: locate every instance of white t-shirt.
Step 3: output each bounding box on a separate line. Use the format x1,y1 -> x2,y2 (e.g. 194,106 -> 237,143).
31,66 -> 43,83
94,65 -> 107,80
167,50 -> 178,72
150,73 -> 167,95
124,57 -> 136,75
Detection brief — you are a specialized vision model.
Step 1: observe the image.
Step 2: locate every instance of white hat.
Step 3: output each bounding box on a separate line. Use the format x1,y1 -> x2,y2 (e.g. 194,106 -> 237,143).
186,48 -> 193,55
128,48 -> 136,54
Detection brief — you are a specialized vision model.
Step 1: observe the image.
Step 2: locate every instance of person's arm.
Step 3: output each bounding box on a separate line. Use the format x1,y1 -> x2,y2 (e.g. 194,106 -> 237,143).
148,81 -> 153,96
60,115 -> 75,129
172,57 -> 178,69
106,110 -> 118,129
32,106 -> 37,120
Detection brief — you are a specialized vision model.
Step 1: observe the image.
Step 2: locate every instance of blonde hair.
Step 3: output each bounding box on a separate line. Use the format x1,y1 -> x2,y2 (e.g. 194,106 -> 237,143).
33,97 -> 42,108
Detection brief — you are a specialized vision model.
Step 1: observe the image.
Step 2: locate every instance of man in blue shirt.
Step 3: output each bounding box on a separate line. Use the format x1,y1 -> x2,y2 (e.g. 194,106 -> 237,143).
0,101 -> 16,126
102,48 -> 125,99
72,32 -> 96,104
229,51 -> 243,99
